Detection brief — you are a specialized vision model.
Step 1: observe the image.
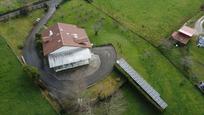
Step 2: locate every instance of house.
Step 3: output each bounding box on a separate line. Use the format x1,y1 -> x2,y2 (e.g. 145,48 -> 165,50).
42,23 -> 93,72
172,26 -> 196,45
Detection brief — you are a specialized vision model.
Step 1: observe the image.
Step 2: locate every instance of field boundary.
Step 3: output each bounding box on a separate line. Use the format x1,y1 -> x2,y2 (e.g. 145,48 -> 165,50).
0,36 -> 22,64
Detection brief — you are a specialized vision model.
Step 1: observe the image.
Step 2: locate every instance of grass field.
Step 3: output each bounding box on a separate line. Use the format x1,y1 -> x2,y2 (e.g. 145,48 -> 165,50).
48,1 -> 204,114
92,0 -> 204,82
0,9 -> 44,55
0,37 -> 56,115
0,0 -> 38,14
93,0 -> 204,45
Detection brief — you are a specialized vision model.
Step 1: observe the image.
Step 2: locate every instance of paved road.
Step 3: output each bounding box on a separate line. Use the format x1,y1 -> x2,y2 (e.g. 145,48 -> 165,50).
195,16 -> 204,35
23,0 -> 57,67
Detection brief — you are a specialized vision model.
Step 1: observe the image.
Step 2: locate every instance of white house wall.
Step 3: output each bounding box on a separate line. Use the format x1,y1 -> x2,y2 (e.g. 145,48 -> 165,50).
48,46 -> 92,68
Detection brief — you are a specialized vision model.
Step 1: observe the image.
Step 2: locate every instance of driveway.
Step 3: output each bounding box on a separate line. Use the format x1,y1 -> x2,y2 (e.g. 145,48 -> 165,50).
22,0 -> 117,110
23,0 -> 57,68
40,45 -> 117,110
195,16 -> 204,35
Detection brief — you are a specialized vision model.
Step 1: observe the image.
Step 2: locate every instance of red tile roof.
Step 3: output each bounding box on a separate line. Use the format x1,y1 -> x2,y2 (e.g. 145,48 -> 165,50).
172,32 -> 191,44
42,23 -> 92,56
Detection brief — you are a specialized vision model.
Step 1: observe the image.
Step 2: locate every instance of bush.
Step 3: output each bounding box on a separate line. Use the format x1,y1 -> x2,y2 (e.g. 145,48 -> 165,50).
23,65 -> 40,80
20,6 -> 29,16
17,44 -> 24,50
35,33 -> 43,57
44,4 -> 49,12
84,0 -> 93,3
200,4 -> 204,11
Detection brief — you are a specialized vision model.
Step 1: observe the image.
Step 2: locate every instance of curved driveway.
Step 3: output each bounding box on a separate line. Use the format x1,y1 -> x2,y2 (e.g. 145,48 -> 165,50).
22,0 -> 117,110
23,0 -> 57,67
195,16 -> 204,35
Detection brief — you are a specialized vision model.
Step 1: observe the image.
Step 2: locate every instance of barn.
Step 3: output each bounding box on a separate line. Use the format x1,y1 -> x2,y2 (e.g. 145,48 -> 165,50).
42,23 -> 93,72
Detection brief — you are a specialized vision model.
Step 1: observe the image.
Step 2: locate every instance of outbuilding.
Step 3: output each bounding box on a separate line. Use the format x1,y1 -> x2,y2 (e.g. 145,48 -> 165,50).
172,26 -> 196,45
42,23 -> 93,72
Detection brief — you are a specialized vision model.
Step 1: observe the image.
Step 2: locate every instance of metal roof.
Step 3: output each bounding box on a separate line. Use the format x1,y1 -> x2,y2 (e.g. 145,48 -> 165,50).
48,46 -> 92,68
116,58 -> 168,110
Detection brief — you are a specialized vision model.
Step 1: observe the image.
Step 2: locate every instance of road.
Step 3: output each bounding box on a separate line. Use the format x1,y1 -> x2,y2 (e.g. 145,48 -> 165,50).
194,16 -> 204,35
23,0 -> 57,67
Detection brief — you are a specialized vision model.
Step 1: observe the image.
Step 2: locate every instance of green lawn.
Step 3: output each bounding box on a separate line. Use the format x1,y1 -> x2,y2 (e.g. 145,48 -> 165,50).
0,37 -> 56,115
48,1 -> 204,115
0,0 -> 38,14
0,9 -> 44,55
93,0 -> 203,45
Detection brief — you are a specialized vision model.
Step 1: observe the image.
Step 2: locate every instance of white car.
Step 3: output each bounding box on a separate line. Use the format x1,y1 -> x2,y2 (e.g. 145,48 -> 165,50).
197,36 -> 204,47
197,81 -> 204,93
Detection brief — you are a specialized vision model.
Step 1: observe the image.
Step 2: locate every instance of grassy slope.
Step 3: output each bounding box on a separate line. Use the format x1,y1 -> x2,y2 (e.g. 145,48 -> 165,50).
0,37 -> 56,115
93,0 -> 203,45
92,0 -> 204,82
48,1 -> 204,115
0,9 -> 44,55
0,0 -> 38,13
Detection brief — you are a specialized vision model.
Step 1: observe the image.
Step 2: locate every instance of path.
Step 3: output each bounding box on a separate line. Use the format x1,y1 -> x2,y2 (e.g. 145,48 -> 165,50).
195,16 -> 204,35
23,0 -> 57,67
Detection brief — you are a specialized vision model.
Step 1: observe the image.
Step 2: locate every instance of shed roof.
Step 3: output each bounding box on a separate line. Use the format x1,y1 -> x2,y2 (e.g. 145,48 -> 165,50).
42,23 -> 92,56
178,26 -> 196,37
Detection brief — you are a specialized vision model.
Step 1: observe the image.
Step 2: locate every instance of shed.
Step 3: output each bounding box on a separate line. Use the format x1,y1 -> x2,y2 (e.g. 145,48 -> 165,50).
172,26 -> 196,45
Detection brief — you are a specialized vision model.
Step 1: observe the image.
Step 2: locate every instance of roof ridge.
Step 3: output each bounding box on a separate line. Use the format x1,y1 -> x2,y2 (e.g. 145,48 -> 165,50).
57,23 -> 64,46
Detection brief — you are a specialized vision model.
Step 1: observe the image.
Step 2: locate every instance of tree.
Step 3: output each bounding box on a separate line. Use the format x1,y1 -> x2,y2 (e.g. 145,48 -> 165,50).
93,17 -> 105,36
35,33 -> 43,57
84,0 -> 93,3
180,56 -> 192,74
200,4 -> 204,11
23,65 -> 40,80
20,6 -> 29,16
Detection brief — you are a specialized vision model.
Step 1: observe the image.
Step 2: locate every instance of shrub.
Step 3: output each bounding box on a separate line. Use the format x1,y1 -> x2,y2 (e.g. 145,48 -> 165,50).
84,0 -> 93,3
44,3 -> 49,12
17,44 -> 24,50
20,6 -> 29,16
23,65 -> 40,80
35,33 -> 43,57
200,4 -> 204,11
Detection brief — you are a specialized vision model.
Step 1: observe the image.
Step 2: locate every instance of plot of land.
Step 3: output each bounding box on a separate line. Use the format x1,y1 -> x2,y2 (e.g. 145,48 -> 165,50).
0,37 -> 55,115
0,0 -> 38,13
48,1 -> 204,114
93,0 -> 203,45
92,0 -> 204,82
0,9 -> 44,55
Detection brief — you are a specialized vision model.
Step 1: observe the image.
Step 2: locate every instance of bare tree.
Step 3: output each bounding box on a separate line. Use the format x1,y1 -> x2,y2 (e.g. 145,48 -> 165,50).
93,17 -> 105,36
180,56 -> 193,73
